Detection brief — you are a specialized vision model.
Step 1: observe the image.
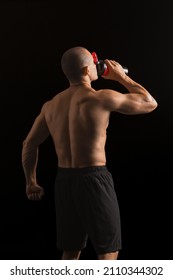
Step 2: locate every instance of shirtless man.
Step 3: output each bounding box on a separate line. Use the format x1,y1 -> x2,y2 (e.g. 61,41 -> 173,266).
22,46 -> 158,260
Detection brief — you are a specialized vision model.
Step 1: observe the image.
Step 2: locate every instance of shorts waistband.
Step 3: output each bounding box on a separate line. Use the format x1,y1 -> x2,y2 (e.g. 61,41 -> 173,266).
57,165 -> 108,175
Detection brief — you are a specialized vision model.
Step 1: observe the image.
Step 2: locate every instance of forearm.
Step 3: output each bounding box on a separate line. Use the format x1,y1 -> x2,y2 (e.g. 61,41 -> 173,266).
22,142 -> 38,185
118,75 -> 155,102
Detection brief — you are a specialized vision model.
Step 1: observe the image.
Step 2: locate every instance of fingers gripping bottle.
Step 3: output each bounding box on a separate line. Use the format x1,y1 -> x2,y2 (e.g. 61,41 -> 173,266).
92,52 -> 128,76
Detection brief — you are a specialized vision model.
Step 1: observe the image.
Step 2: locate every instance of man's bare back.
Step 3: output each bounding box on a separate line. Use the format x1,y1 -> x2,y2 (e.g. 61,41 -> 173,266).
22,47 -> 157,198
44,85 -> 110,168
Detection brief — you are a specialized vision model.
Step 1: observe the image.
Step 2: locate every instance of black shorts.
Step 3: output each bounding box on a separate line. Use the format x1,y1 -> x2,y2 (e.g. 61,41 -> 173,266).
54,165 -> 122,255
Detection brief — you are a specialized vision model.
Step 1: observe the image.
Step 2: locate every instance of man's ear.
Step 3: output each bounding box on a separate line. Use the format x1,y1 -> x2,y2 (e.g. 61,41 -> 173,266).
82,66 -> 89,76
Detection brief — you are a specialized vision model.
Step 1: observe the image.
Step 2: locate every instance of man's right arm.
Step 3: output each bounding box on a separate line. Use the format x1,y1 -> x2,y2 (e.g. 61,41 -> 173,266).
100,60 -> 158,115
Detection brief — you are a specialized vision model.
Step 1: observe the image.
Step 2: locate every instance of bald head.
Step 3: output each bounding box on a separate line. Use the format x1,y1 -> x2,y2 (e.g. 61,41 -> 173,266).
61,46 -> 93,83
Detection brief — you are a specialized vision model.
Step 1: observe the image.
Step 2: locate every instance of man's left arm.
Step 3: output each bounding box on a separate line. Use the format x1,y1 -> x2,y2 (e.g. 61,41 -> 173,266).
22,103 -> 50,200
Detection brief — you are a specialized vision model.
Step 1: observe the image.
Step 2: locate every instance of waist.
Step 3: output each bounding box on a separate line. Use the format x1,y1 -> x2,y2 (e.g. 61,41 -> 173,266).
57,165 -> 108,175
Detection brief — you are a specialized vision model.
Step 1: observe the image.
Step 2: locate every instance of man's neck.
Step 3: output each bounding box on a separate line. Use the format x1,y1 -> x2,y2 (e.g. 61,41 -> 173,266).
70,79 -> 91,88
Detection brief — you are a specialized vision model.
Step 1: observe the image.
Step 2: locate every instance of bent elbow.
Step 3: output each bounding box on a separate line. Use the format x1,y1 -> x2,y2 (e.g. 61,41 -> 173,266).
136,100 -> 158,115
22,138 -> 36,150
22,139 -> 31,148
148,100 -> 158,113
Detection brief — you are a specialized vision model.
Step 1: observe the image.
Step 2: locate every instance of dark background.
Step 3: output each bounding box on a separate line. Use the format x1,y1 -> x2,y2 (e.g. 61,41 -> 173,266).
0,1 -> 172,260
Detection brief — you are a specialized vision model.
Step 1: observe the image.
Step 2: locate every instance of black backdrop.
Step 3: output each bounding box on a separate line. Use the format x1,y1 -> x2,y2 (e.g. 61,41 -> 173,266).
0,1 -> 172,260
